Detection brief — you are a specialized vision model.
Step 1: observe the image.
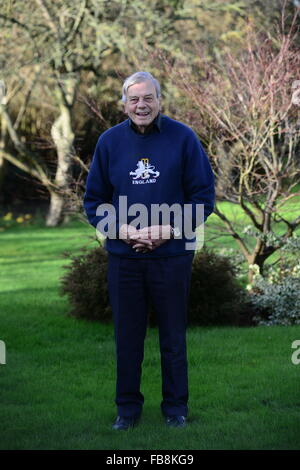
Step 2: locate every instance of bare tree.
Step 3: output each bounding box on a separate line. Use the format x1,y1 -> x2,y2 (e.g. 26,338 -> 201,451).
0,0 -> 192,225
166,10 -> 300,281
0,69 -> 53,192
0,0 -> 84,224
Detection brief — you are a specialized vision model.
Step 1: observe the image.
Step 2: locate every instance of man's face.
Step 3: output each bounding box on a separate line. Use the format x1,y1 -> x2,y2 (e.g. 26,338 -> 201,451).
124,80 -> 161,133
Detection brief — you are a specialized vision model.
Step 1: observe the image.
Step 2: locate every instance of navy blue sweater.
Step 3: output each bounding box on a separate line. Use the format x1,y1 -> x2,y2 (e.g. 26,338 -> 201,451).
84,114 -> 215,257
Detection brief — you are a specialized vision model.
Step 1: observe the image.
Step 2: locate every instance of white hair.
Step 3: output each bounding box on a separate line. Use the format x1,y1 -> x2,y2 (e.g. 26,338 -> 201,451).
121,71 -> 161,102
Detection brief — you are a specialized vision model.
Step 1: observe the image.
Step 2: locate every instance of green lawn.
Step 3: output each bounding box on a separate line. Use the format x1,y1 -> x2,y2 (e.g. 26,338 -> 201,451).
205,196 -> 300,253
1,221 -> 300,450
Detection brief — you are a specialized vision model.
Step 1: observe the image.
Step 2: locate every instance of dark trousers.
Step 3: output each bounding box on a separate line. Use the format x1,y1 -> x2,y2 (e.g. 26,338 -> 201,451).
107,253 -> 194,418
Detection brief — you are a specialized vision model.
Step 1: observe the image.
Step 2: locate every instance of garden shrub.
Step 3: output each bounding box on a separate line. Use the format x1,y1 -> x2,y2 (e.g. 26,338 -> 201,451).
188,248 -> 250,326
60,245 -> 250,326
249,263 -> 300,326
60,245 -> 112,322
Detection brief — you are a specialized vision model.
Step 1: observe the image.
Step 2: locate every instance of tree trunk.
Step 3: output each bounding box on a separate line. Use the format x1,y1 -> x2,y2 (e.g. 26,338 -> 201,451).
0,82 -> 8,203
247,243 -> 276,284
46,75 -> 77,227
46,190 -> 65,226
0,115 -> 8,202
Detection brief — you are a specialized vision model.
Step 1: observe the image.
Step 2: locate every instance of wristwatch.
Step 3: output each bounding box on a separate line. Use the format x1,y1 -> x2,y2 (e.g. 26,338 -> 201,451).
170,226 -> 181,238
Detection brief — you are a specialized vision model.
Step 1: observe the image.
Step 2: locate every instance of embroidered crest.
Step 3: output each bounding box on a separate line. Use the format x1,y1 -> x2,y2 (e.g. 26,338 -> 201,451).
129,159 -> 160,184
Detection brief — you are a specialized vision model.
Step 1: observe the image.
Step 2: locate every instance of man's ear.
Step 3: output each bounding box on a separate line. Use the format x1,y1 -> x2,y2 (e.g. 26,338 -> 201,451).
122,101 -> 128,115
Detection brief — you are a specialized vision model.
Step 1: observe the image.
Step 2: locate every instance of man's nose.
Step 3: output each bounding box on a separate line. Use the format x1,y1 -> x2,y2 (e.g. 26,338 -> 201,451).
136,98 -> 147,106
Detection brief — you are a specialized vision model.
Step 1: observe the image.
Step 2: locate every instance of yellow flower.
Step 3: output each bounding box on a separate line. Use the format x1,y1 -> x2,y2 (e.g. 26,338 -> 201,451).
16,216 -> 24,223
3,212 -> 13,221
24,214 -> 32,220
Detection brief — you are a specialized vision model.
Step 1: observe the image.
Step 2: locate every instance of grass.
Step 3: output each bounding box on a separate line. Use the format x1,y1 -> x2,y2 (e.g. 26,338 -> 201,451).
205,196 -> 300,251
1,220 -> 300,450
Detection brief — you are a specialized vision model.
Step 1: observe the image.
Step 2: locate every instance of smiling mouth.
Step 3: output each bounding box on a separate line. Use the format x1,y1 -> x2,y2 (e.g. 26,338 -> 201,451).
136,112 -> 150,117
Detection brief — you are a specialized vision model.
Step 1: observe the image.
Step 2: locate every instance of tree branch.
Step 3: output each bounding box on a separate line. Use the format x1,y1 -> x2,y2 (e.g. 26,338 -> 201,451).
214,205 -> 251,259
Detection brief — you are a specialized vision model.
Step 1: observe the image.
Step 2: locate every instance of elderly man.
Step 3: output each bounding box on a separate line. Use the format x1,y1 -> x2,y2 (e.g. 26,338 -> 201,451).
84,71 -> 215,430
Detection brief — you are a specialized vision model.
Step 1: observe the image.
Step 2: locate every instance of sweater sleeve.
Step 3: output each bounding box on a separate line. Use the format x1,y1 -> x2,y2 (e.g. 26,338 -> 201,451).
174,129 -> 215,233
83,136 -> 118,237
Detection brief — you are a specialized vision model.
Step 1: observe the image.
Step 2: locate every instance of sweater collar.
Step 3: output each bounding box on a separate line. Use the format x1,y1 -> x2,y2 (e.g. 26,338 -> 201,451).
129,113 -> 162,134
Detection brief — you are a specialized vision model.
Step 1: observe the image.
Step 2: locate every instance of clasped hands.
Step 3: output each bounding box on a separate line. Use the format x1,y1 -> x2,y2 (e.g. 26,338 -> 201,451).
119,224 -> 172,253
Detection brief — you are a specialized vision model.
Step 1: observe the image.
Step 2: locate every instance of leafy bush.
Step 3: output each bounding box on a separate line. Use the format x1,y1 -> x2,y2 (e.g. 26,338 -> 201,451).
60,246 -> 251,326
188,249 -> 250,326
249,263 -> 300,326
60,246 -> 112,322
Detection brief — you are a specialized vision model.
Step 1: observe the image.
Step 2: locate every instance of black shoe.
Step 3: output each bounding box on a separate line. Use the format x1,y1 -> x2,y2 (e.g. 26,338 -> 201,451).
112,415 -> 140,431
165,415 -> 187,428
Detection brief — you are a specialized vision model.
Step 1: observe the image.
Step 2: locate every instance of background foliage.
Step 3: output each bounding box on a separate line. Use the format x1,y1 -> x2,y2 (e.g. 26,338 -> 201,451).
1,0 -> 300,324
60,244 -> 252,326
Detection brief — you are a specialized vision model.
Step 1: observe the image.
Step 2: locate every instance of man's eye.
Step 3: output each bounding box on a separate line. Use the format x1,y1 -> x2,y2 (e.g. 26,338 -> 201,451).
145,97 -> 153,102
130,98 -> 138,103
